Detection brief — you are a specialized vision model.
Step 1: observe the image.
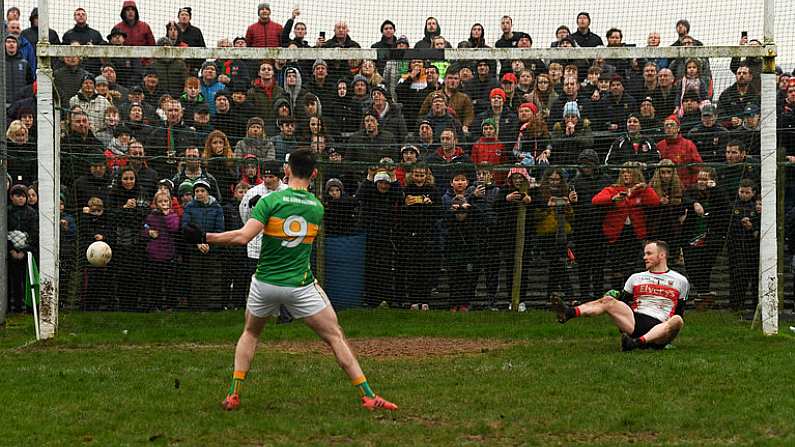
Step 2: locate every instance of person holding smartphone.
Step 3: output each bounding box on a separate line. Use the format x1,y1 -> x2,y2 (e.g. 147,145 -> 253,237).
592,162 -> 661,290
729,31 -> 763,93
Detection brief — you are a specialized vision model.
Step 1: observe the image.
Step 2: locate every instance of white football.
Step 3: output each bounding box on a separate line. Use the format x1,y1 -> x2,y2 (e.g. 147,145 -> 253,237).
86,241 -> 113,267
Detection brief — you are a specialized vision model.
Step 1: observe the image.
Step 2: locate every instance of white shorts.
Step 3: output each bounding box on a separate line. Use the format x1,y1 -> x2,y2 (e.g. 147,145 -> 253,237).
246,277 -> 330,319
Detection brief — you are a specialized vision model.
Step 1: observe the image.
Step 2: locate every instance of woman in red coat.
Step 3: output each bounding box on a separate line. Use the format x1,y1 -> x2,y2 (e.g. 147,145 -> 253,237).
592,162 -> 661,289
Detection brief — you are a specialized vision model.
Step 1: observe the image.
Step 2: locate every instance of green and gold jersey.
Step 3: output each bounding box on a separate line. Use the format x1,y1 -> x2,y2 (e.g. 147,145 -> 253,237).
250,188 -> 324,287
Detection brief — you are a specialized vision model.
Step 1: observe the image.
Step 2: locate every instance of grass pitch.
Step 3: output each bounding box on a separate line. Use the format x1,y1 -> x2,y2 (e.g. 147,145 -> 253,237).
1,309 -> 794,446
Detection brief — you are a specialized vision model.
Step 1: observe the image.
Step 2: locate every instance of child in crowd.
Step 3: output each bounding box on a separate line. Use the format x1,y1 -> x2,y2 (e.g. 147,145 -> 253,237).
179,77 -> 205,120
323,178 -> 358,236
239,154 -> 263,188
726,179 -> 760,310
7,184 -> 38,313
144,191 -> 181,310
26,183 -> 38,210
400,164 -> 441,308
394,145 -> 420,186
77,196 -> 113,310
178,180 -> 194,210
445,189 -> 484,312
154,179 -> 184,217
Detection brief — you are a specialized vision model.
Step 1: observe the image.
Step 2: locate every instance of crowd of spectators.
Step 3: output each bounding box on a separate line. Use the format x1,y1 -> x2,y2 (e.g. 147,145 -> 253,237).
4,3 -> 795,313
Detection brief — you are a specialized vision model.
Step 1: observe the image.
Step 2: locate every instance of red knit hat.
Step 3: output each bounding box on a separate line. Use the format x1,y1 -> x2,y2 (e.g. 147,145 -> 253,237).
501,72 -> 518,84
665,114 -> 680,125
489,88 -> 507,100
519,102 -> 539,114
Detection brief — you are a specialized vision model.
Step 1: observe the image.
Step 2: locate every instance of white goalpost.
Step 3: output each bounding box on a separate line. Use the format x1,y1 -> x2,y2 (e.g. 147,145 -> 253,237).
32,0 -> 782,337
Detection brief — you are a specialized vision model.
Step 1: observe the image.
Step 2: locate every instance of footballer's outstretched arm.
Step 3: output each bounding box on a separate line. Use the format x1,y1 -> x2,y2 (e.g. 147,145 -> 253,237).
207,218 -> 265,246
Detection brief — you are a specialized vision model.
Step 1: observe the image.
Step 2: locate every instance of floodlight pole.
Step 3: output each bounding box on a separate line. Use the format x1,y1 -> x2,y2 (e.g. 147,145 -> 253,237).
758,0 -> 779,335
36,0 -> 59,339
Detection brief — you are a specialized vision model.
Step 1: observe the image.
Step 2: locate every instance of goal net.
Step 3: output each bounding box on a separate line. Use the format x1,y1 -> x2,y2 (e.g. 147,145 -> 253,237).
4,1 -> 793,332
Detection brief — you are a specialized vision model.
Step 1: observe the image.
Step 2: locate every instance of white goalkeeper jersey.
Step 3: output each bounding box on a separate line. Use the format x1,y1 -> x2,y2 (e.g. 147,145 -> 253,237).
239,181 -> 288,259
623,269 -> 690,323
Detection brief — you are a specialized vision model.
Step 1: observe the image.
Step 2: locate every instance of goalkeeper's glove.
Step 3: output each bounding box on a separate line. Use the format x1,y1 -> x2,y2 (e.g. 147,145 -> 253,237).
248,195 -> 262,209
183,223 -> 207,244
605,289 -> 621,299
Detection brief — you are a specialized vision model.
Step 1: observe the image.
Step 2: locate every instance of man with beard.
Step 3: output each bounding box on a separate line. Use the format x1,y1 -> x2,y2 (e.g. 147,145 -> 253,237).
464,60 -> 500,117
347,112 -> 398,166
146,100 -> 196,178
369,85 -> 407,143
304,59 -> 335,107
211,90 -> 239,144
414,17 -> 449,49
687,103 -> 730,163
121,140 -> 158,193
628,63 -> 658,107
717,64 -> 759,130
600,75 -> 638,133
61,110 -> 105,187
419,69 -> 474,132
553,241 -> 688,352
548,76 -> 591,126
171,146 -> 222,201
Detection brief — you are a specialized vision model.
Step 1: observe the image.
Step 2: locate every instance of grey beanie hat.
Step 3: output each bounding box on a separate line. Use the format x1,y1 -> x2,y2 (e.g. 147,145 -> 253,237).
325,178 -> 344,193
313,59 -> 328,71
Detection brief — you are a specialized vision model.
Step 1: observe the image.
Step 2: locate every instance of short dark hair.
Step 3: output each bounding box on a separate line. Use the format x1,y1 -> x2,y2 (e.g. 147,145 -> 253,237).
441,127 -> 457,138
288,149 -> 316,179
645,240 -> 669,256
739,178 -> 757,191
606,28 -> 623,39
726,139 -> 747,152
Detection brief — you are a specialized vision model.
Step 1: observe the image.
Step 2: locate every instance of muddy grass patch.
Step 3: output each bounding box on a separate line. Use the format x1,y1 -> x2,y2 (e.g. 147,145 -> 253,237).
266,337 -> 522,358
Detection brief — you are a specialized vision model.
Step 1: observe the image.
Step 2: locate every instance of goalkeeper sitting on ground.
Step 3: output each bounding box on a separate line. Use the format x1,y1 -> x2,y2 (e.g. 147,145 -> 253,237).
552,240 -> 688,351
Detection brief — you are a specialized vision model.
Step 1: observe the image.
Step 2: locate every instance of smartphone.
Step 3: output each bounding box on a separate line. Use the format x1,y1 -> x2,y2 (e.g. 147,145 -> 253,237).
741,31 -> 748,38
319,31 -> 326,39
